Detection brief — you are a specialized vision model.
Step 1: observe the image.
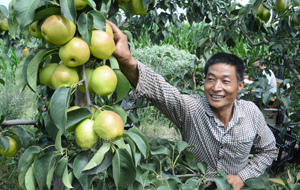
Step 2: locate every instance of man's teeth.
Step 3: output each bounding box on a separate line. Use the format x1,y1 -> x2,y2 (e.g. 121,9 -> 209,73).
212,95 -> 224,98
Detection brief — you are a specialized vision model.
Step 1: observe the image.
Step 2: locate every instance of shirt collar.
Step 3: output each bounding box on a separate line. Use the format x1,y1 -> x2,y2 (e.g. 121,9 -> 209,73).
202,97 -> 245,124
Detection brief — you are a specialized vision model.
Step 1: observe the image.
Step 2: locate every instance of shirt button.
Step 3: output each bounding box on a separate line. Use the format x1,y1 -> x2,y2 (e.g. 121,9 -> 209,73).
220,145 -> 223,149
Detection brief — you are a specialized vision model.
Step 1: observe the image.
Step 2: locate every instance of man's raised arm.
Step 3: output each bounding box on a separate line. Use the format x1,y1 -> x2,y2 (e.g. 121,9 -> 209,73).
106,20 -> 138,87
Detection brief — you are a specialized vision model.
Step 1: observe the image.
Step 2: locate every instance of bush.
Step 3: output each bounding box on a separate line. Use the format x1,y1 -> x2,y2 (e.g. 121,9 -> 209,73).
0,75 -> 37,121
130,44 -> 200,139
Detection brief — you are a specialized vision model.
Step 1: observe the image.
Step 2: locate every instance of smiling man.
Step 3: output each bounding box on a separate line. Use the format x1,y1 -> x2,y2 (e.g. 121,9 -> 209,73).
107,21 -> 278,190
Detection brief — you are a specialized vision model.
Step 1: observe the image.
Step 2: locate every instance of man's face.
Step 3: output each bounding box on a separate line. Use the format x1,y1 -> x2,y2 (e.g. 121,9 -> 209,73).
204,63 -> 244,112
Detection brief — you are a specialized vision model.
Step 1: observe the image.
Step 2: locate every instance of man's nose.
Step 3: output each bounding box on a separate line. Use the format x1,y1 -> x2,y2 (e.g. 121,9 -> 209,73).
212,80 -> 222,91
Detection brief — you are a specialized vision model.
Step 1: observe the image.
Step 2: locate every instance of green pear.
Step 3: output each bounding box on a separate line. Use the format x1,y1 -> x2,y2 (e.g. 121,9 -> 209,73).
130,0 -> 149,15
41,15 -> 76,45
106,23 -> 114,38
39,63 -> 59,87
0,20 -> 8,31
74,0 -> 87,10
90,65 -> 117,96
89,30 -> 115,60
75,119 -> 99,148
22,48 -> 30,57
59,37 -> 90,67
29,21 -> 43,38
93,111 -> 124,141
275,0 -> 291,12
51,64 -> 79,89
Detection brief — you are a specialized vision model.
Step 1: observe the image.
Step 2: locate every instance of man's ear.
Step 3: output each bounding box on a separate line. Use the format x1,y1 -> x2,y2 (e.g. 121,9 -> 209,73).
238,81 -> 245,93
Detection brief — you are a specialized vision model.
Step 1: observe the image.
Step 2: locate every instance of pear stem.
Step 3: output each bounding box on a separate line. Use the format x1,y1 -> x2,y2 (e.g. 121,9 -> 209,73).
82,65 -> 91,112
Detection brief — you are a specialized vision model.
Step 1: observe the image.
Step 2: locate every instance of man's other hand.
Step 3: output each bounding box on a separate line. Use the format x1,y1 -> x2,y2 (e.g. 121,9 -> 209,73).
227,175 -> 244,190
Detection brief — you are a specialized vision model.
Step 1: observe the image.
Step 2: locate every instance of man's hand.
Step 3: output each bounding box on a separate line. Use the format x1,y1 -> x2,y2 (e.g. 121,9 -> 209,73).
227,175 -> 244,190
106,20 -> 138,86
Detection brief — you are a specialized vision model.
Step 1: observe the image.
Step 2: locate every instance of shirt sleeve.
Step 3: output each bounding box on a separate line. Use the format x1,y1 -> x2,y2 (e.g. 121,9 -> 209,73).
237,107 -> 278,181
130,60 -> 198,131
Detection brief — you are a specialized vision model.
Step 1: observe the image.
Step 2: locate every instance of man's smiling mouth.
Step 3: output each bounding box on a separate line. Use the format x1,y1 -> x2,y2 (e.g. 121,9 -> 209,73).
211,95 -> 225,99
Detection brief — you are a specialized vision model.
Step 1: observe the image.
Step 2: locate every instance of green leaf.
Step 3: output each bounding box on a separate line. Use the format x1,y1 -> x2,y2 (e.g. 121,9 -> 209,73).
10,126 -> 30,148
108,0 -> 119,18
0,53 -> 12,64
60,0 -> 77,23
25,166 -> 36,190
0,136 -> 10,152
122,30 -> 133,42
261,92 -> 272,107
73,152 -> 93,190
66,107 -> 91,131
88,10 -> 105,31
157,187 -> 173,190
177,140 -> 195,153
56,157 -> 68,178
151,146 -> 170,156
113,105 -> 127,125
7,16 -> 19,38
268,178 -> 286,186
214,175 -> 231,190
14,0 -> 41,28
197,162 -> 208,174
243,174 -> 271,189
62,170 -> 73,189
113,148 -> 137,190
18,146 -> 41,172
33,6 -> 61,22
128,128 -> 150,157
114,69 -> 131,103
43,111 -> 59,141
82,149 -> 113,175
83,0 -> 96,9
83,142 -> 111,171
0,78 -> 4,86
123,131 -> 147,158
0,5 -> 8,17
78,12 -> 93,45
55,131 -> 62,153
49,86 -> 71,133
15,59 -> 27,92
33,152 -> 56,190
26,49 -> 47,92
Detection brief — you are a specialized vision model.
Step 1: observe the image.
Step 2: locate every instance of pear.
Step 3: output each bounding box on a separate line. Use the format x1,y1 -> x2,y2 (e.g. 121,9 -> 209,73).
130,0 -> 149,15
29,21 -> 43,38
89,30 -> 115,60
59,37 -> 90,67
90,65 -> 117,96
51,64 -> 79,89
41,15 -> 76,45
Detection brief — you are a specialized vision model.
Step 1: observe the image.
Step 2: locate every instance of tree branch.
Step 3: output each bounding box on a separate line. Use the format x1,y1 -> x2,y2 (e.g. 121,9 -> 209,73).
81,64 -> 92,111
1,119 -> 36,127
239,26 -> 269,46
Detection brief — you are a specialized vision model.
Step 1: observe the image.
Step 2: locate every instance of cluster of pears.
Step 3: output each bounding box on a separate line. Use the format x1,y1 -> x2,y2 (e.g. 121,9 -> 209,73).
33,13 -> 118,97
256,4 -> 270,23
67,106 -> 124,149
0,136 -> 18,157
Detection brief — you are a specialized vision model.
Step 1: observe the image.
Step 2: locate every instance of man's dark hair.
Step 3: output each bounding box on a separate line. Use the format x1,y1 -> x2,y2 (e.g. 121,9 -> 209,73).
204,52 -> 245,82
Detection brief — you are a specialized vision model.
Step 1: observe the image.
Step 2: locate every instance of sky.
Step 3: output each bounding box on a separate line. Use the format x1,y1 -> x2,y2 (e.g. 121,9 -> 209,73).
0,0 -> 10,8
0,0 -> 249,9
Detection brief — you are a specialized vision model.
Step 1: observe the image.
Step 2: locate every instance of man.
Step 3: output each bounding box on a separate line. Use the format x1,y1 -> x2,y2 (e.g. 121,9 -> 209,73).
245,59 -> 277,108
107,21 -> 278,190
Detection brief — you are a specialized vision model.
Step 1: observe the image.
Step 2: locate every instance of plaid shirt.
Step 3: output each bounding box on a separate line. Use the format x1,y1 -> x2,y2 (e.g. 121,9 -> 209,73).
130,61 -> 278,181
